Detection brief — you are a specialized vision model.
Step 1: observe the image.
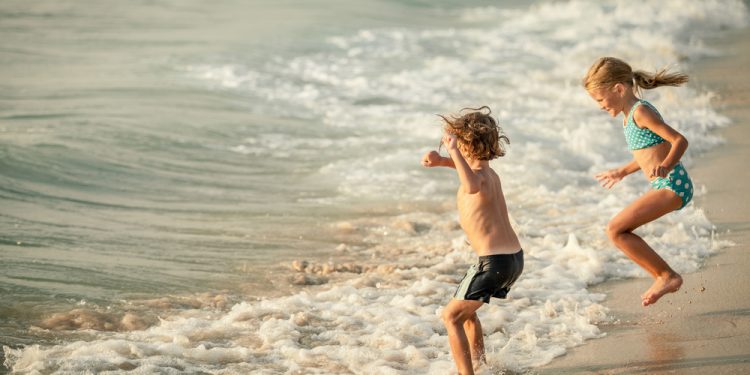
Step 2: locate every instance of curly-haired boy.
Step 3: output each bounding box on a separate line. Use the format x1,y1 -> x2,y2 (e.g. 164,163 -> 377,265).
422,106 -> 523,375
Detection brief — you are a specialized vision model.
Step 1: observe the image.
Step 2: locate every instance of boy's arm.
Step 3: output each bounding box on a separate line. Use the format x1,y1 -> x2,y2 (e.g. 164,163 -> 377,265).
444,134 -> 482,194
421,150 -> 456,169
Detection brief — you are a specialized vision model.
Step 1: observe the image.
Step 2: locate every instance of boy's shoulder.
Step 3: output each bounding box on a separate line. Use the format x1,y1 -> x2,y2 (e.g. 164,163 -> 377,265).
481,166 -> 501,184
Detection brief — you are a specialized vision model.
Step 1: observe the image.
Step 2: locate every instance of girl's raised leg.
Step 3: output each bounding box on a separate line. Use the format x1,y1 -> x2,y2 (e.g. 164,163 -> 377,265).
606,189 -> 683,306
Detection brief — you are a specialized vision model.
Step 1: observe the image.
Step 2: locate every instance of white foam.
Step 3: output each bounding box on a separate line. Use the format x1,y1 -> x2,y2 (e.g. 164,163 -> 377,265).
3,228 -> 609,373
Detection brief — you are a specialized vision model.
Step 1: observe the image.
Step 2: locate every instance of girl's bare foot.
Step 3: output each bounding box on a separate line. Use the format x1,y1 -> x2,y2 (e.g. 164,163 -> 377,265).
642,273 -> 683,306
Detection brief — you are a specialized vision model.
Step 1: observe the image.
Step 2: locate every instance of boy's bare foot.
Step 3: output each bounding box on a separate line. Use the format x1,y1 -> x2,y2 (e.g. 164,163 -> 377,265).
642,273 -> 683,306
472,356 -> 487,373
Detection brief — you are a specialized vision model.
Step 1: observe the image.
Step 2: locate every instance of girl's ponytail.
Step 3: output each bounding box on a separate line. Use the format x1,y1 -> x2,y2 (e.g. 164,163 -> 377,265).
584,57 -> 689,95
632,69 -> 689,91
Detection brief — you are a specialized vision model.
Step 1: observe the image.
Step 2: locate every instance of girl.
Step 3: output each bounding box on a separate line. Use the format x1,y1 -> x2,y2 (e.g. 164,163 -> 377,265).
583,57 -> 692,307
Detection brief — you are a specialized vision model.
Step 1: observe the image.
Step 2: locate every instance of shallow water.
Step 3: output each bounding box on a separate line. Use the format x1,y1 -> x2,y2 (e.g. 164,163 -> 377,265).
1,0 -> 747,373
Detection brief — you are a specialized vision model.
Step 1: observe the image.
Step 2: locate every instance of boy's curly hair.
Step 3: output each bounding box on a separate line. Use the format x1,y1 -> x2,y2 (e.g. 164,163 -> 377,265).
440,106 -> 509,161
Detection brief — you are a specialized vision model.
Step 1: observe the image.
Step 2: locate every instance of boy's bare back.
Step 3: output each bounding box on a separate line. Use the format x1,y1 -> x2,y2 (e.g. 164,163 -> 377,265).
426,106 -> 525,375
456,166 -> 520,256
421,106 -> 520,257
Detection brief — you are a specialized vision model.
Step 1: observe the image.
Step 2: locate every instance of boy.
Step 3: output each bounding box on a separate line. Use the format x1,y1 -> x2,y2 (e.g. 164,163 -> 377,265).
421,106 -> 523,375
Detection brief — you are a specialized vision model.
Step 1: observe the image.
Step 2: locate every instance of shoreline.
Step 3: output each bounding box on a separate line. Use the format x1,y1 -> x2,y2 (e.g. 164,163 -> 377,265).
537,26 -> 750,374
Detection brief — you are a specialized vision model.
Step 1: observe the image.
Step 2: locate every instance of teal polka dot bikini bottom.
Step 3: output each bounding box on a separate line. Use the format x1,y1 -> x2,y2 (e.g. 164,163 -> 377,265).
650,162 -> 693,209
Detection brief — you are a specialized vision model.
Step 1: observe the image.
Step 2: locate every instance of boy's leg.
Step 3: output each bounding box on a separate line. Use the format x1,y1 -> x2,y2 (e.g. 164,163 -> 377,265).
442,299 -> 484,375
463,313 -> 486,366
607,189 -> 683,306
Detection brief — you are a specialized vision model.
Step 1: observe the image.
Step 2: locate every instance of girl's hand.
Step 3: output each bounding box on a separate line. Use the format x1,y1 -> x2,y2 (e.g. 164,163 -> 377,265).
421,151 -> 442,167
442,133 -> 458,151
595,168 -> 625,189
650,165 -> 670,178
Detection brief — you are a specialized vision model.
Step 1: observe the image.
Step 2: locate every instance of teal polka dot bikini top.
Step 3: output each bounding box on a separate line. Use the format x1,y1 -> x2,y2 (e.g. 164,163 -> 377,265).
624,99 -> 666,150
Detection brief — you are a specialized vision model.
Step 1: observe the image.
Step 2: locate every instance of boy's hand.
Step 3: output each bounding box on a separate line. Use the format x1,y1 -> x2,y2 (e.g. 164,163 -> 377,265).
442,133 -> 458,151
421,151 -> 442,167
595,168 -> 625,189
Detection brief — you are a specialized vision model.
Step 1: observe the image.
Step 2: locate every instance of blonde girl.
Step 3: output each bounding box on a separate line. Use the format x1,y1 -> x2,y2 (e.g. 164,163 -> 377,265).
583,57 -> 691,306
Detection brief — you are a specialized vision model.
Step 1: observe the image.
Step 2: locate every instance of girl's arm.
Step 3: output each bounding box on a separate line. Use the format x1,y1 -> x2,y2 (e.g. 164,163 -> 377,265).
595,159 -> 640,189
444,134 -> 482,194
421,150 -> 456,169
634,105 -> 689,177
619,159 -> 641,175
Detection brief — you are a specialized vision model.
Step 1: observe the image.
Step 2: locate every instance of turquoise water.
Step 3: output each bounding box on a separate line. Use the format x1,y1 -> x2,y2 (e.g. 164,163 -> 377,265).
1,0 -> 747,373
0,0 -> 527,354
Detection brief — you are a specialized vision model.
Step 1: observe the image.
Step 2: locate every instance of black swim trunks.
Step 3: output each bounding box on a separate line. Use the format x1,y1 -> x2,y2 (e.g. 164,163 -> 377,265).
453,250 -> 524,303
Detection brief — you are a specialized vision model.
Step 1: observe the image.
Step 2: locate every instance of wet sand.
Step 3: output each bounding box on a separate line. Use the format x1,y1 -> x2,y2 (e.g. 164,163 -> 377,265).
537,26 -> 750,375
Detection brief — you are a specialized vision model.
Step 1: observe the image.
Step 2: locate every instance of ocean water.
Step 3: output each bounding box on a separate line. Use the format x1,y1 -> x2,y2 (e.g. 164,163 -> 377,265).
1,0 -> 747,373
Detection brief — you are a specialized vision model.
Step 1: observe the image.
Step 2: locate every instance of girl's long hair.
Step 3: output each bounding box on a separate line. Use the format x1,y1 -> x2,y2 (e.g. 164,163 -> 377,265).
583,56 -> 688,94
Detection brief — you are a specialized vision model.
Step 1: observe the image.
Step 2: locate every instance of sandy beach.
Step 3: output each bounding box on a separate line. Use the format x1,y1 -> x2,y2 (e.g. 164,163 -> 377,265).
538,25 -> 750,375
